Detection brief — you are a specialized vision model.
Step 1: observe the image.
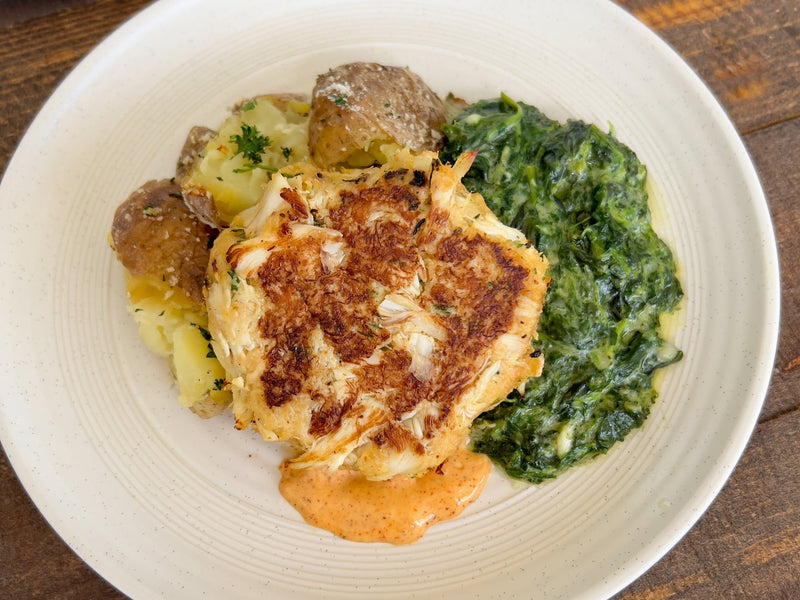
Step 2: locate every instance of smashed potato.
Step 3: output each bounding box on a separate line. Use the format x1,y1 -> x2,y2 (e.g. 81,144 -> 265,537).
308,62 -> 446,168
112,63 -> 458,422
181,94 -> 311,226
124,273 -> 232,418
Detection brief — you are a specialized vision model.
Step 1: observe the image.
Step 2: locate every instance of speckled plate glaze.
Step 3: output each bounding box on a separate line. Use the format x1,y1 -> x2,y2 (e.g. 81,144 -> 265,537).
0,1 -> 779,598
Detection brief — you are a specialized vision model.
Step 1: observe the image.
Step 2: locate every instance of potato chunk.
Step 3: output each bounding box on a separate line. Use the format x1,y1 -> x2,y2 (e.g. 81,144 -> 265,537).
172,321 -> 231,413
308,62 -> 446,168
124,273 -> 232,418
110,179 -> 216,304
181,95 -> 311,225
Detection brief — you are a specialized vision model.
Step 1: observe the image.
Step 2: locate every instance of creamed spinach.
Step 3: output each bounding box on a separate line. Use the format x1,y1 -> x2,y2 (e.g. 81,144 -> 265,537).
442,96 -> 683,483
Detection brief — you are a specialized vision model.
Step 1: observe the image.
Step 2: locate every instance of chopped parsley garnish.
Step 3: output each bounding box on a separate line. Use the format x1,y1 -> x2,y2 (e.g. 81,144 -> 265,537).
194,324 -> 212,342
281,146 -> 292,160
228,269 -> 241,292
191,323 -> 216,358
232,163 -> 278,174
240,99 -> 257,111
329,93 -> 348,106
433,304 -> 453,316
229,124 -> 271,163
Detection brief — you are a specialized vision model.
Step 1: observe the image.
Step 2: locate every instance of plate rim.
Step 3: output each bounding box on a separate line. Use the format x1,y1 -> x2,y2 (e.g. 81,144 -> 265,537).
0,0 -> 780,598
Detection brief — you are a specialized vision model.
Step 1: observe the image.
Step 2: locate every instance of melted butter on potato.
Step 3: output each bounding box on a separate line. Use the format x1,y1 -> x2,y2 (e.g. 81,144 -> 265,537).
308,63 -> 446,168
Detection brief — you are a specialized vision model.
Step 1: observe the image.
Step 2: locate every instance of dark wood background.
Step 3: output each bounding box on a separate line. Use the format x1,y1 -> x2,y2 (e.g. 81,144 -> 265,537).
1,1 -> 798,598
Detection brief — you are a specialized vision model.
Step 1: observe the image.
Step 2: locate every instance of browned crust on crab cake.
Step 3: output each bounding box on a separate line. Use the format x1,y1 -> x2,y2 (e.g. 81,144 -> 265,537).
206,150 -> 548,480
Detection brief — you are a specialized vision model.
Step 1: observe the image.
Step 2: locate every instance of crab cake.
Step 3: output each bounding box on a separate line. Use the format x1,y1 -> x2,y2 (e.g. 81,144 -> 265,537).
205,149 -> 548,480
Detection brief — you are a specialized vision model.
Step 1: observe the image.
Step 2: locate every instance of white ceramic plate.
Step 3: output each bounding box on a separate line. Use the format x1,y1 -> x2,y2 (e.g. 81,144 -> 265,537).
0,1 -> 779,598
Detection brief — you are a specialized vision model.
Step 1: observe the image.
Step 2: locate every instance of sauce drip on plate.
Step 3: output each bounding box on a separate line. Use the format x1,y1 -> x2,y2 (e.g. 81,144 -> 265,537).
279,448 -> 491,544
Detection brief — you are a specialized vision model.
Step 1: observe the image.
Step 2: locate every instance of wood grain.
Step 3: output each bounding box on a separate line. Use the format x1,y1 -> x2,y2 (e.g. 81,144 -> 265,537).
0,0 -> 95,27
1,1 -> 798,598
614,410 -> 800,599
0,0 -> 152,168
0,455 -> 126,598
621,0 -> 800,133
1,4 -> 152,598
746,116 -> 800,422
613,2 -> 800,597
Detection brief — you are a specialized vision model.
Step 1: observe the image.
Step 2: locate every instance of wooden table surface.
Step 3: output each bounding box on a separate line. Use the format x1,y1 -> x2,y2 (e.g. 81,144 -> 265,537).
1,1 -> 798,598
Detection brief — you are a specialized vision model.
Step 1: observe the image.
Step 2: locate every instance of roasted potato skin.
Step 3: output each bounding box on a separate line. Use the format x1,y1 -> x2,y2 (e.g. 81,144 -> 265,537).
177,126 -> 224,228
110,179 -> 216,304
176,125 -> 216,183
309,62 -> 446,168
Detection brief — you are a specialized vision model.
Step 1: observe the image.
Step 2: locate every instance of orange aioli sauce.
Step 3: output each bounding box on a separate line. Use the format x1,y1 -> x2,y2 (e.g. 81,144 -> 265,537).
279,448 -> 491,544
